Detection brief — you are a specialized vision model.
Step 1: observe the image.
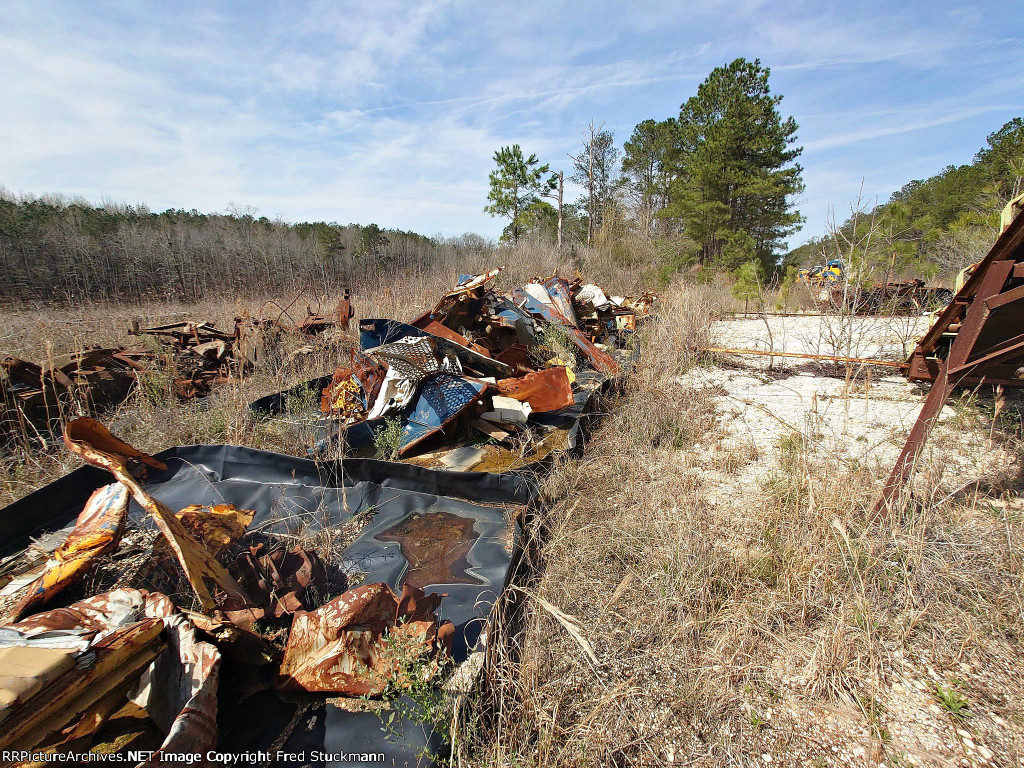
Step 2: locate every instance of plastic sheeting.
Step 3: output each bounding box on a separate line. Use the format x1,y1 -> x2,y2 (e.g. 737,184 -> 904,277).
0,447 -> 533,765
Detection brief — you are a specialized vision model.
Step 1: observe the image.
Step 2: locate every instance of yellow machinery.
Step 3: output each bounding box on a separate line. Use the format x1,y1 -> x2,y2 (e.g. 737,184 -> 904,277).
797,259 -> 844,287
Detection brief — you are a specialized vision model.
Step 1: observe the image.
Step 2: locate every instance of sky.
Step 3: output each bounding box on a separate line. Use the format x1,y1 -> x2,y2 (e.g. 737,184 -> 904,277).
1,0 -> 1022,249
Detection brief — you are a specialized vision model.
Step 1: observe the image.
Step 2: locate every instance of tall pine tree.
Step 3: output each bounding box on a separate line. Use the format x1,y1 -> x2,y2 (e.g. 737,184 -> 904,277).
663,58 -> 804,270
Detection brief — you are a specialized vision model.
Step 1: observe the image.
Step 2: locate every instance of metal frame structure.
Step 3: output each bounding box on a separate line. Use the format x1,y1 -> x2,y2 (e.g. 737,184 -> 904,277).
874,211 -> 1024,515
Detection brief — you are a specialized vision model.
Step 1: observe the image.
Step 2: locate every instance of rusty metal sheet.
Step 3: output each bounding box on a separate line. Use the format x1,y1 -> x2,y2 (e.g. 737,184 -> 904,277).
276,582 -> 453,696
173,503 -> 254,557
542,276 -> 579,327
496,366 -> 575,413
2,589 -> 221,761
63,418 -> 251,612
1,606 -> 165,752
11,482 -> 129,620
230,544 -> 329,622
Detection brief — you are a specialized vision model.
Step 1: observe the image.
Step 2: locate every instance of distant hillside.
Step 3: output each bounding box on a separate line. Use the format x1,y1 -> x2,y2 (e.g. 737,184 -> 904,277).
0,191 -> 448,303
787,117 -> 1023,281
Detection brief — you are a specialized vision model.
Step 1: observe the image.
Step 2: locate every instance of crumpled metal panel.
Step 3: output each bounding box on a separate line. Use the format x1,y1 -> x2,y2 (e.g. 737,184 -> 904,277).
1,591 -> 166,751
173,503 -> 254,557
360,319 -> 513,379
496,366 -> 574,413
510,288 -> 620,374
133,591 -> 221,765
2,589 -> 221,763
63,418 -> 251,612
11,482 -> 129,621
230,544 -> 329,622
276,582 -> 453,696
398,374 -> 489,455
542,276 -> 579,327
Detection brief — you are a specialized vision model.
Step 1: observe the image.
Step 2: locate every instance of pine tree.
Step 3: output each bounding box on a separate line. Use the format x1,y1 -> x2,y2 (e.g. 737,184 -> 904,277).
484,145 -> 553,245
663,58 -> 804,270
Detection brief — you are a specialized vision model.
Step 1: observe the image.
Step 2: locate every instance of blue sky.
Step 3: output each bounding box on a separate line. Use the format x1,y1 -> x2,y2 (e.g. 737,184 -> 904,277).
1,1 -> 1022,249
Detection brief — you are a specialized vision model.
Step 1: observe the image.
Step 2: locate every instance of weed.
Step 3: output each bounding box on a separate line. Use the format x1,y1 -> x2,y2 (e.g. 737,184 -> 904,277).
373,416 -> 404,461
934,683 -> 972,722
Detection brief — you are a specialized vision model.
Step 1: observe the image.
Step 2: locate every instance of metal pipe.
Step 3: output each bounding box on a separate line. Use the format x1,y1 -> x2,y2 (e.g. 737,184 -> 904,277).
700,346 -> 908,369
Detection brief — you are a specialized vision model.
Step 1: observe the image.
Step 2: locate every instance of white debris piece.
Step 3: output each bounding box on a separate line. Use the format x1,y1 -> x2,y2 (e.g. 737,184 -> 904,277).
577,284 -> 612,310
481,395 -> 532,424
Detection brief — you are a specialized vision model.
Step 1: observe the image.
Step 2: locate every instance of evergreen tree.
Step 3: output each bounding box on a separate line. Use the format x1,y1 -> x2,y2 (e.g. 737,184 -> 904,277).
620,118 -> 675,236
663,58 -> 804,270
484,145 -> 553,244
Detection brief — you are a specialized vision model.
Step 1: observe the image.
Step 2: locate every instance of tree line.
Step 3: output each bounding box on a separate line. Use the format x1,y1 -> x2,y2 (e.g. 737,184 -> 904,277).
0,195 -> 447,303
485,57 -> 805,275
786,117 -> 1023,281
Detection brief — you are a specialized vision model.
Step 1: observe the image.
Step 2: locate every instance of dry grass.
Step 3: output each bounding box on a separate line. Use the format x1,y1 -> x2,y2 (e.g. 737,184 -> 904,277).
465,283 -> 1024,767
0,242 -> 654,505
5,246 -> 1024,766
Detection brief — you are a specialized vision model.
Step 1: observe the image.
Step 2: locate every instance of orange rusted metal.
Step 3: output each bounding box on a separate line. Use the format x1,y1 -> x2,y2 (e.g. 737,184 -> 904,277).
63,418 -> 251,612
276,582 -> 453,696
11,482 -> 130,620
496,366 -> 575,412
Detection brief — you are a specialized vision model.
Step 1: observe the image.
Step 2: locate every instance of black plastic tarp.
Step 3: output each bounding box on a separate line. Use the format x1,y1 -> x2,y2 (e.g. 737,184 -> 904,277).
0,446 -> 535,767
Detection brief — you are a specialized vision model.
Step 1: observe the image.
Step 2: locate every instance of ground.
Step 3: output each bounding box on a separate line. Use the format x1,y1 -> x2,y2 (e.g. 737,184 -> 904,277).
2,282 -> 1023,767
476,299 -> 1024,767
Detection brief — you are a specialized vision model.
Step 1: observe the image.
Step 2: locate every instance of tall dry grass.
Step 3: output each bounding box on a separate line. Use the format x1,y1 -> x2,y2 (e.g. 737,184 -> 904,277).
464,283 -> 1024,766
0,241 -> 654,505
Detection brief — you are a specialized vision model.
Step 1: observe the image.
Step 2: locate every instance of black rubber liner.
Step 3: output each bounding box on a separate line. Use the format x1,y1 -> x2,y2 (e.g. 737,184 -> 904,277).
0,446 -> 535,767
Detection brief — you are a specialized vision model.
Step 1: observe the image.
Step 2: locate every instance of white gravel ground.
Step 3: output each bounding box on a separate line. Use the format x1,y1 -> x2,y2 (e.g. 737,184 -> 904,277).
677,314 -> 1017,508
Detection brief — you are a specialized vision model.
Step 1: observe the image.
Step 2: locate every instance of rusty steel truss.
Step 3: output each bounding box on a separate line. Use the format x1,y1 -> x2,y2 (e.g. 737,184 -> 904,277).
874,210 -> 1024,515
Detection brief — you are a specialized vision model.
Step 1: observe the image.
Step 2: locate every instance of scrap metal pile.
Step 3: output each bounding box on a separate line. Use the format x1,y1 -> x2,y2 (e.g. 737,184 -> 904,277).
1,348 -> 151,441
0,417 -> 523,763
798,260 -> 953,314
267,268 -> 655,470
1,301 -> 353,444
0,268 -> 652,763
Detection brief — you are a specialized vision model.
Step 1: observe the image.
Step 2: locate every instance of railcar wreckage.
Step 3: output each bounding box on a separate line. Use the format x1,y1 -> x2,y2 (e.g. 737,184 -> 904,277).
0,270 -> 654,765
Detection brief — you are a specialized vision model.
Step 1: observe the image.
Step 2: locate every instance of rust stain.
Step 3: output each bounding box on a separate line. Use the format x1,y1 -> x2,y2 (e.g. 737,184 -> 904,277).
376,511 -> 480,588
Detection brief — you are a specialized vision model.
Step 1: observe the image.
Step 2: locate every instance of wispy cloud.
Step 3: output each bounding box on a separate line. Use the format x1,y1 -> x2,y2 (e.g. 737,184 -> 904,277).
0,0 -> 1021,244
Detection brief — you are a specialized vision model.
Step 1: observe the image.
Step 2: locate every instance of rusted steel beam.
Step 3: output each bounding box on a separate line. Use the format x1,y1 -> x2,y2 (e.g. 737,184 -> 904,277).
874,210 -> 1024,516
701,346 -> 908,368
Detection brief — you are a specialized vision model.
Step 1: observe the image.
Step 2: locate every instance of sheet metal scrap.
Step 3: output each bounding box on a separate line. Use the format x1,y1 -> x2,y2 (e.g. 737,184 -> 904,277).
496,366 -> 575,413
173,503 -> 254,557
1,349 -> 150,434
276,582 -> 453,696
231,544 -> 329,622
875,208 -> 1024,515
511,284 -> 620,374
63,418 -> 251,612
11,482 -> 130,621
0,598 -> 165,752
0,589 -> 220,761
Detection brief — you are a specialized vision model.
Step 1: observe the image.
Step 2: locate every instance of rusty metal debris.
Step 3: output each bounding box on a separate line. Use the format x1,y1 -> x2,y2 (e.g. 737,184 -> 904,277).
64,418 -> 251,612
875,207 -> 1024,515
0,271 -> 648,760
231,543 -> 329,622
1,348 -> 152,441
131,319 -> 255,399
313,269 -> 654,461
0,588 -> 220,760
700,346 -> 908,369
11,482 -> 129,621
276,582 -> 453,696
